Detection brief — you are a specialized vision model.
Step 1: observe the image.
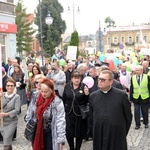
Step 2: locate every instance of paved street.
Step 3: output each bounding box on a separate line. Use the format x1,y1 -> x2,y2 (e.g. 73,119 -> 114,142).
0,104 -> 150,150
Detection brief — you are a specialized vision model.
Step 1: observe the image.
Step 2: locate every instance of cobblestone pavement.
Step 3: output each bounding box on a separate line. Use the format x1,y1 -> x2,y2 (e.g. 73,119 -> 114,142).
0,104 -> 150,150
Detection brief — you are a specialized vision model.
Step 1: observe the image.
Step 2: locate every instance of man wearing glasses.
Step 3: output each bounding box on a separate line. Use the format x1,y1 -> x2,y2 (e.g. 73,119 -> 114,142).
89,70 -> 132,150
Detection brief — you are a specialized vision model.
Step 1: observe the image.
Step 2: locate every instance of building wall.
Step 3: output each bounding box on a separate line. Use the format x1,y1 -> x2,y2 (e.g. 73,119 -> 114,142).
0,1 -> 16,63
103,25 -> 150,53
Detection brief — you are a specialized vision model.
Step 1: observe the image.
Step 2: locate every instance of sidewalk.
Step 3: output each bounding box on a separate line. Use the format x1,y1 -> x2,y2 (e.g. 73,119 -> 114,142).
0,104 -> 150,150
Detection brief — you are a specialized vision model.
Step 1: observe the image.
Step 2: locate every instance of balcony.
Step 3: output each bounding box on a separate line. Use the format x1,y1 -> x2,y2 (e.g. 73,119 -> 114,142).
125,42 -> 135,46
0,1 -> 15,15
111,42 -> 120,46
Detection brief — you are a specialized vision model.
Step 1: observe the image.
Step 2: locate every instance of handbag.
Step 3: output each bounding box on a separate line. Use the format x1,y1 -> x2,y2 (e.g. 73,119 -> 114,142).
24,119 -> 37,141
79,103 -> 89,119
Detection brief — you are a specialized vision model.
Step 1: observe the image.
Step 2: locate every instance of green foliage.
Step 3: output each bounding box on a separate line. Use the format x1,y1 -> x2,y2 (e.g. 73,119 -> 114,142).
104,16 -> 116,27
69,30 -> 79,46
63,44 -> 69,51
15,0 -> 36,54
69,30 -> 79,58
35,0 -> 66,57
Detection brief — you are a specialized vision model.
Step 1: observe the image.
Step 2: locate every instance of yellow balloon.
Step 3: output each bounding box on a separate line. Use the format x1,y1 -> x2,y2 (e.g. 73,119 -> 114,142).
132,57 -> 137,62
97,51 -> 101,57
131,52 -> 135,57
119,55 -> 123,60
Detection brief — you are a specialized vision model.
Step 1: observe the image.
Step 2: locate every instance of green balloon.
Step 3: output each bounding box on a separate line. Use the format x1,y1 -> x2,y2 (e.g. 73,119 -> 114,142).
139,54 -> 144,59
126,66 -> 131,72
59,59 -> 66,66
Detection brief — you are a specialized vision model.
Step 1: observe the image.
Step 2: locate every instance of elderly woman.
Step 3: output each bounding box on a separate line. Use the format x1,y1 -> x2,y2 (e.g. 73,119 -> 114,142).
0,78 -> 20,150
62,70 -> 89,150
25,78 -> 66,150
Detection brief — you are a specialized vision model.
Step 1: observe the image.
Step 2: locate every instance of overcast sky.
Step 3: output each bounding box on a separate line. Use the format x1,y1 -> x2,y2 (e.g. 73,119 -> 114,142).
14,0 -> 150,35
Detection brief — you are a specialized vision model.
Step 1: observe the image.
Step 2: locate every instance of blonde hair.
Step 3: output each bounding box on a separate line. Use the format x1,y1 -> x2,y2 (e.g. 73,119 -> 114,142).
34,74 -> 46,82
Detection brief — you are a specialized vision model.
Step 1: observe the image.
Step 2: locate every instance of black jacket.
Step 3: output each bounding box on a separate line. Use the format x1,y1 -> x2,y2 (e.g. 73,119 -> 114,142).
62,82 -> 89,116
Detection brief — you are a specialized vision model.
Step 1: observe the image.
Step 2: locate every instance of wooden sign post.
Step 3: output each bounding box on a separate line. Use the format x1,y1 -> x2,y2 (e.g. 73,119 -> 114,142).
0,44 -> 3,127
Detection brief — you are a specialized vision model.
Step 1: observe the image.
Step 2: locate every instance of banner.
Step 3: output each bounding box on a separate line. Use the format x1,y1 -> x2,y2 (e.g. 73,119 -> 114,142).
66,46 -> 77,60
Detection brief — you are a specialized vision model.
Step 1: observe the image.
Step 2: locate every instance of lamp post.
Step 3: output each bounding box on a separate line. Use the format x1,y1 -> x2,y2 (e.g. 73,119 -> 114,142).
45,10 -> 53,56
68,0 -> 80,31
38,0 -> 44,66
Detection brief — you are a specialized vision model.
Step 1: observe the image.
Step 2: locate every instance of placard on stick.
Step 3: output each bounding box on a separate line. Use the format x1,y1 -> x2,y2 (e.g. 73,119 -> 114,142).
0,44 -> 3,127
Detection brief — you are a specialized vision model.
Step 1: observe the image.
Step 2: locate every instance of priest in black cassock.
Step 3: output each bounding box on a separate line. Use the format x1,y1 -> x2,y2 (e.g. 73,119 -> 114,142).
89,70 -> 132,150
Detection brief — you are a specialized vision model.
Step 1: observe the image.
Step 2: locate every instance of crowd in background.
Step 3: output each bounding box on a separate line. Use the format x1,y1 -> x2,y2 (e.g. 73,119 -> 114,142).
0,50 -> 150,150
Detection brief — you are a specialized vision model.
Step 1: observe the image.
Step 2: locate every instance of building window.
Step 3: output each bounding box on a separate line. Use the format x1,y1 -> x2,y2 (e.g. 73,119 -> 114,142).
107,37 -> 110,45
144,36 -> 147,42
136,36 -> 139,43
128,36 -> 132,43
121,37 -> 124,43
113,37 -> 118,43
0,34 -> 6,63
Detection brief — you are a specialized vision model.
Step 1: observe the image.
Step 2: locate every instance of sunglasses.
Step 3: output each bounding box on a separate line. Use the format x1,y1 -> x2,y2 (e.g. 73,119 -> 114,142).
98,77 -> 111,82
6,85 -> 14,87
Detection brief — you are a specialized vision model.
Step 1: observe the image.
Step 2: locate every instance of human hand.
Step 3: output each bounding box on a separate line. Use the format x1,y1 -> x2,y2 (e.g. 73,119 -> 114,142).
0,112 -> 8,118
59,143 -> 64,150
0,92 -> 3,98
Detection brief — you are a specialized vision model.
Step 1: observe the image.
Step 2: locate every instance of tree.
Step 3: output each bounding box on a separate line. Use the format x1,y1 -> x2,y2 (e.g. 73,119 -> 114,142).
35,0 -> 66,56
69,30 -> 80,57
104,16 -> 116,27
15,0 -> 36,55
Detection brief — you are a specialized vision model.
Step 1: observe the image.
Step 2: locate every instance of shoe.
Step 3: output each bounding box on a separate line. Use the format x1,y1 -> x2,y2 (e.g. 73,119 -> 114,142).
135,126 -> 140,129
145,125 -> 149,128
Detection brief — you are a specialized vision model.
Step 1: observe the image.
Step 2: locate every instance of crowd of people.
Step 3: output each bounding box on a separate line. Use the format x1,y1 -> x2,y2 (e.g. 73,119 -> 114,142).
0,52 -> 150,150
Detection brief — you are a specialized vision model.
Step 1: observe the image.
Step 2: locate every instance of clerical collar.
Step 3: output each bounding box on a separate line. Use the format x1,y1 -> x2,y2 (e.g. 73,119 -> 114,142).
100,87 -> 112,94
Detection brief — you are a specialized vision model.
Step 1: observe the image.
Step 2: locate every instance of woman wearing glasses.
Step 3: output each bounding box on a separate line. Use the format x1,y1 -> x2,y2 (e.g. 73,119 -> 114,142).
27,65 -> 41,105
0,78 -> 20,150
25,78 -> 66,150
28,74 -> 46,105
62,70 -> 89,150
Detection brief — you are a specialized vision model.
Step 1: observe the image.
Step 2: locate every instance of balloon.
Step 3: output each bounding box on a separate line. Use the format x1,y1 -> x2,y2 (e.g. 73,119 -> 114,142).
119,54 -> 123,60
113,57 -> 119,66
52,55 -> 57,61
99,54 -> 105,62
139,53 -> 144,59
82,76 -> 94,88
59,59 -> 66,66
105,59 -> 115,71
126,66 -> 131,72
130,63 -> 136,71
131,52 -> 135,57
97,51 -> 101,57
132,57 -> 137,62
118,60 -> 123,65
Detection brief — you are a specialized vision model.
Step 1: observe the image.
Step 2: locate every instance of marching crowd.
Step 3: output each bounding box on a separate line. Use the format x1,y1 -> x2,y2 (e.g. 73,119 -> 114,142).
0,52 -> 150,150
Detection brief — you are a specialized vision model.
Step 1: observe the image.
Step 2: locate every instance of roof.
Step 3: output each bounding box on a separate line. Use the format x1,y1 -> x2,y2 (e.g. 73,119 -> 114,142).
108,24 -> 150,32
63,34 -> 95,43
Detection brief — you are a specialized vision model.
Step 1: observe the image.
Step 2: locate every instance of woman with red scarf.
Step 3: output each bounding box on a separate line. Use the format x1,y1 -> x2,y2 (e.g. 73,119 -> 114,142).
25,78 -> 66,150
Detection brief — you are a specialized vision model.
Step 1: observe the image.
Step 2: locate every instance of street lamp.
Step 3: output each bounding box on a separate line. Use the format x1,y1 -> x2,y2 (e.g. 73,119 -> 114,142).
45,10 -> 53,56
68,0 -> 80,31
38,0 -> 44,66
45,11 -> 53,26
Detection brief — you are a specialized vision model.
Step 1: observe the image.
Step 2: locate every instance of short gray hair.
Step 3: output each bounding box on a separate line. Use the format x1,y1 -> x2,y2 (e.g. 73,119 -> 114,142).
100,70 -> 114,80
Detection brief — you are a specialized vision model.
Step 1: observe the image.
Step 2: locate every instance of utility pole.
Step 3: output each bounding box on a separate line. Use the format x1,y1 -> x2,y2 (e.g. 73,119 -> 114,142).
99,21 -> 101,52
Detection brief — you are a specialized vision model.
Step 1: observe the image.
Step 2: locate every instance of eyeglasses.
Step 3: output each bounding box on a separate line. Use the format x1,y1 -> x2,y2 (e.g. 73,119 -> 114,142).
34,81 -> 40,85
98,77 -> 112,82
6,85 -> 14,87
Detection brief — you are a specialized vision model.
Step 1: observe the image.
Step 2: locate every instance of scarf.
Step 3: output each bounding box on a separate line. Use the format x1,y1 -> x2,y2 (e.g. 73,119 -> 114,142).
33,92 -> 55,150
